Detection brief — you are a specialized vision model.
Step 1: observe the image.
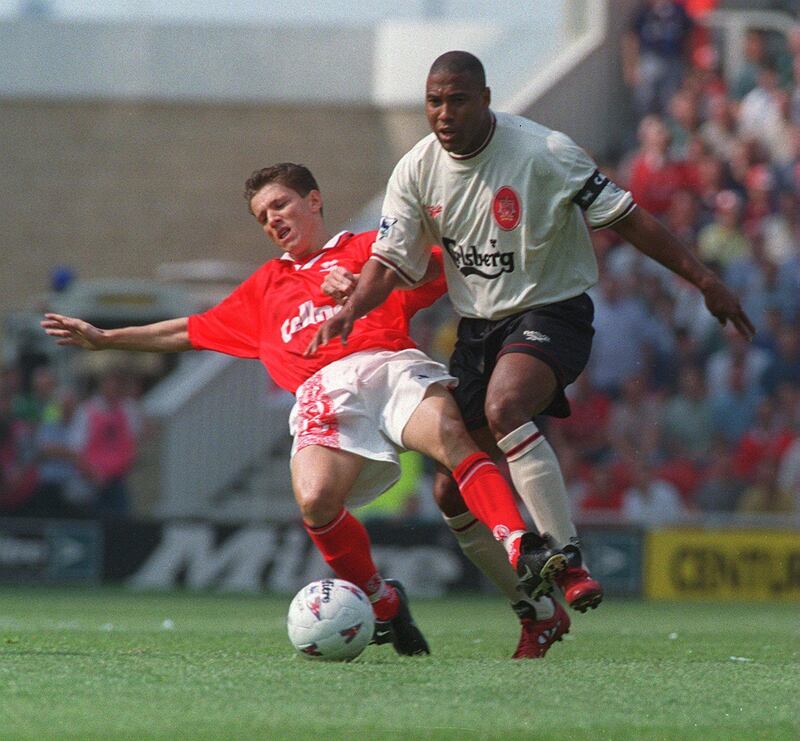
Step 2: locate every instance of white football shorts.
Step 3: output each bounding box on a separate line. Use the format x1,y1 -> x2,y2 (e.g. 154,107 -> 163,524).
289,348 -> 457,506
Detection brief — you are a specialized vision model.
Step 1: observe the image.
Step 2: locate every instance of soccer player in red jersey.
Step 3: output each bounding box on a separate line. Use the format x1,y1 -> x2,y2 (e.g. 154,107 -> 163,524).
41,163 -> 570,659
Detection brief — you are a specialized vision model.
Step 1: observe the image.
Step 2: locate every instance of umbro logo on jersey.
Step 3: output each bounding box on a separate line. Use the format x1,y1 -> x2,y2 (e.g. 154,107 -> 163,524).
442,237 -> 515,280
378,215 -> 397,239
523,330 -> 551,343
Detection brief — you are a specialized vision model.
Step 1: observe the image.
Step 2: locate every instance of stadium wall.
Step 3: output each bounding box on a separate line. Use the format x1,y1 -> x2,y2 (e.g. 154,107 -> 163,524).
514,0 -> 641,159
0,98 -> 427,329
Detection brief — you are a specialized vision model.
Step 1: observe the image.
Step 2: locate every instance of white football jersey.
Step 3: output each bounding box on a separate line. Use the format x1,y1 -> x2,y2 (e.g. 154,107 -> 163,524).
372,111 -> 635,320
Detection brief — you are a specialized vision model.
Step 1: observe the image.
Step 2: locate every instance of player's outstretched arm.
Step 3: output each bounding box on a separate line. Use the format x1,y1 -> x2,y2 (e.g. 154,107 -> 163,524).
41,314 -> 192,352
305,259 -> 400,355
611,207 -> 755,341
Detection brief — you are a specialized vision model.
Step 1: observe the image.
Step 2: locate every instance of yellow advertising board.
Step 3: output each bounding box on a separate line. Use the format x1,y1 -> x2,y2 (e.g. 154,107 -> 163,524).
645,529 -> 800,601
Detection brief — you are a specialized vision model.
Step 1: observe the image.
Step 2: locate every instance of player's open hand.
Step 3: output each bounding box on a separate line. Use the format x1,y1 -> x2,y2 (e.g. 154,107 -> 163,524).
304,309 -> 355,356
701,280 -> 756,342
322,267 -> 359,305
40,313 -> 107,350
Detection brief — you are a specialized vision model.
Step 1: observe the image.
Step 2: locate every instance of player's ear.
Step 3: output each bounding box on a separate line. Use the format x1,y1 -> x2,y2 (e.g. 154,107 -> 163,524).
483,86 -> 491,106
308,189 -> 323,214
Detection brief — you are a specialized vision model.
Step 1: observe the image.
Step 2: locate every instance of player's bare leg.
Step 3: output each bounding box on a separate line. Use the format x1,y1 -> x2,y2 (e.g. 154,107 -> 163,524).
485,353 -> 603,612
291,445 -> 428,654
291,445 -> 363,527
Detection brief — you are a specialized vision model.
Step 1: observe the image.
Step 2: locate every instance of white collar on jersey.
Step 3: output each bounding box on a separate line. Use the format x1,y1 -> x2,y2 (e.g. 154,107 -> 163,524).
280,230 -> 353,270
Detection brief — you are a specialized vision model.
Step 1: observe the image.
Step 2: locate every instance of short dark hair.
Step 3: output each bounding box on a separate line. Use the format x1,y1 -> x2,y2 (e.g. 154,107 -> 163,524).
428,51 -> 486,87
244,163 -> 320,212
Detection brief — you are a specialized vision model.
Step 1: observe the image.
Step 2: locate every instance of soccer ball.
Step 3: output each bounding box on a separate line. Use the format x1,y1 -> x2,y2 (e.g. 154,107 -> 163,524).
286,578 -> 375,661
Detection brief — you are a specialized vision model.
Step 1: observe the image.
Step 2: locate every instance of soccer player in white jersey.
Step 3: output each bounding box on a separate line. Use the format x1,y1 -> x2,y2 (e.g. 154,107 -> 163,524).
42,162 -> 572,659
309,51 -> 755,613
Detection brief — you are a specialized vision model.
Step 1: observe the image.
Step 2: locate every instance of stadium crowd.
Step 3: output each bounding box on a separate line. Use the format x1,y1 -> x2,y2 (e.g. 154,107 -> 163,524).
0,363 -> 142,518
556,4 -> 800,521
2,1 -> 799,523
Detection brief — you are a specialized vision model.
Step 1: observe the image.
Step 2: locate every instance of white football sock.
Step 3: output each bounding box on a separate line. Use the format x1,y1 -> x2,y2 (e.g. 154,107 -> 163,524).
443,511 -> 554,619
496,421 -> 577,548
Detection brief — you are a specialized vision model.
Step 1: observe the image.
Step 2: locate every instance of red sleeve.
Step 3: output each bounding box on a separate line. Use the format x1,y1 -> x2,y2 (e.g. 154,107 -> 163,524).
187,268 -> 266,358
350,231 -> 375,263
399,247 -> 447,317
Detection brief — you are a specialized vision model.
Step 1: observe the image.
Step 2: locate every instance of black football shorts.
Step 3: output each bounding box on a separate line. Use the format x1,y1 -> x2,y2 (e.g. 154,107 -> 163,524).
449,293 -> 595,429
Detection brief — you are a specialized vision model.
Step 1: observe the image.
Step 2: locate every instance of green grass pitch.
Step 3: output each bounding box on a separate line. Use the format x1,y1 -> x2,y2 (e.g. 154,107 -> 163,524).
0,586 -> 796,740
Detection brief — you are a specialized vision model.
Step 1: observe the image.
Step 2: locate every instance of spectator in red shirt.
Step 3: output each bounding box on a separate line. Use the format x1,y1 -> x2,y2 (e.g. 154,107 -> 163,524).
67,368 -> 141,517
578,462 -> 625,517
732,398 -> 795,483
741,164 -> 777,239
626,114 -> 697,215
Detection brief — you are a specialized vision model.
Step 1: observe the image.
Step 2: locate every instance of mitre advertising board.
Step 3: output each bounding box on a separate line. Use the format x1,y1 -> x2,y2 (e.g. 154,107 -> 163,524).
0,517 -> 646,598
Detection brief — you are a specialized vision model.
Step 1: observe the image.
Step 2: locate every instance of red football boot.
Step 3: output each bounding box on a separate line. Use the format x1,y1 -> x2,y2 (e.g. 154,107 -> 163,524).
511,599 -> 570,659
556,567 -> 603,613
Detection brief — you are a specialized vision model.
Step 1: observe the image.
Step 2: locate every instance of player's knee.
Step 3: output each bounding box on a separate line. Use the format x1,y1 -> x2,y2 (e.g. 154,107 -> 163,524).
484,393 -> 533,438
295,486 -> 342,527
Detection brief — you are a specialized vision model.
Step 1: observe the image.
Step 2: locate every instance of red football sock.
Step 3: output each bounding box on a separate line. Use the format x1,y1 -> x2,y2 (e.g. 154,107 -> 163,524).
304,509 -> 399,620
452,452 -> 528,567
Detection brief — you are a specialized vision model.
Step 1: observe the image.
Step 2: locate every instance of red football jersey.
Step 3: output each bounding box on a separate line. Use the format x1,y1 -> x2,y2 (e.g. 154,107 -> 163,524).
187,231 -> 445,393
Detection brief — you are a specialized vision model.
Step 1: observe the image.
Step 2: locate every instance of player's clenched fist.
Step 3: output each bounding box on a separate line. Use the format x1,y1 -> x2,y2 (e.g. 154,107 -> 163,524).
40,313 -> 108,350
322,267 -> 359,305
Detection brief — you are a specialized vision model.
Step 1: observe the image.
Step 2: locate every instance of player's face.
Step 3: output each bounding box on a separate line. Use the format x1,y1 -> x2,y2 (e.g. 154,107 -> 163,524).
250,183 -> 323,259
425,71 -> 491,154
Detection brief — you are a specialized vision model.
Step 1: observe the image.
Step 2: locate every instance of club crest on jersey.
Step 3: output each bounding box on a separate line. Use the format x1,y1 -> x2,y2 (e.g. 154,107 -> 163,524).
378,215 -> 397,240
492,186 -> 521,230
